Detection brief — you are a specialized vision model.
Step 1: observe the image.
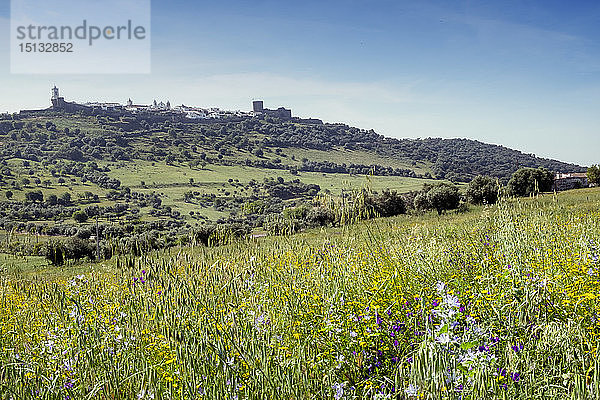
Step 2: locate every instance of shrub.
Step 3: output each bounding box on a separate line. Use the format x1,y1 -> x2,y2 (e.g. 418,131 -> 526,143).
72,210 -> 89,223
414,183 -> 460,215
507,167 -> 554,196
307,207 -> 336,227
369,189 -> 406,217
466,175 -> 500,205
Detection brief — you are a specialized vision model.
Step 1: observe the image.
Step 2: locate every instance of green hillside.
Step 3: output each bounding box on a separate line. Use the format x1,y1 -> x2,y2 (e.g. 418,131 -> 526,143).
0,110 -> 584,258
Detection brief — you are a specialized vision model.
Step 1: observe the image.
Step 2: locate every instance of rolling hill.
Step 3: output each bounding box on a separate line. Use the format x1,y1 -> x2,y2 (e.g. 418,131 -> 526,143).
0,110 -> 585,256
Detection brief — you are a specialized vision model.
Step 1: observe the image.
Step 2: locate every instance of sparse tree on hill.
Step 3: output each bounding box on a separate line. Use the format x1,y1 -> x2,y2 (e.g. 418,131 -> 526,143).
60,192 -> 72,205
47,194 -> 58,205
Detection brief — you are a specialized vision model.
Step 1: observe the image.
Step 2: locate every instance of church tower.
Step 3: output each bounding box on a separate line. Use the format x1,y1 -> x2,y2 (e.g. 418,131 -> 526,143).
51,85 -> 65,109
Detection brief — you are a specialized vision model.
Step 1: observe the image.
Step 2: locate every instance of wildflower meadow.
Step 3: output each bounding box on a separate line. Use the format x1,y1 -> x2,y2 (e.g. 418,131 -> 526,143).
1,189 -> 600,399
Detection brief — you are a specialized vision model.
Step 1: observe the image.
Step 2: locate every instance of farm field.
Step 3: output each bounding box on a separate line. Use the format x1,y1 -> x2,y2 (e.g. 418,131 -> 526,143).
1,188 -> 600,399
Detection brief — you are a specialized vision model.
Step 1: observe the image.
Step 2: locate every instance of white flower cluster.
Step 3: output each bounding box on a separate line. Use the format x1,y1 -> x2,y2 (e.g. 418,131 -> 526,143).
406,282 -> 497,396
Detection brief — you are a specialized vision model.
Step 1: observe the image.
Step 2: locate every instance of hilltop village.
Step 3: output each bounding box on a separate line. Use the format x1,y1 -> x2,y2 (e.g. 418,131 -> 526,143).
14,86 -> 323,125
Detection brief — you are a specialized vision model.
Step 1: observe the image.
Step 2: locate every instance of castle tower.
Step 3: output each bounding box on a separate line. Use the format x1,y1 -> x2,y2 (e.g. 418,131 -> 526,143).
252,100 -> 264,113
52,85 -> 59,100
127,98 -> 133,107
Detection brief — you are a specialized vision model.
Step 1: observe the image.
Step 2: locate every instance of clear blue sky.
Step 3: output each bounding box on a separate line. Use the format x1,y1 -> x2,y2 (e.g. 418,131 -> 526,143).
0,0 -> 599,166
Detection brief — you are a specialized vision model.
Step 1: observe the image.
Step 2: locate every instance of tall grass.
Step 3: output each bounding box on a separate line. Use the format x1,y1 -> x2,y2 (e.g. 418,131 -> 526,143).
1,190 -> 599,399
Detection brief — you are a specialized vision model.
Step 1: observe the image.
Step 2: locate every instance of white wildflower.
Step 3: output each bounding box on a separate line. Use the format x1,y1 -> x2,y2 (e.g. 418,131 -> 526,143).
405,383 -> 418,397
444,294 -> 460,309
332,382 -> 345,400
435,281 -> 446,294
436,333 -> 452,345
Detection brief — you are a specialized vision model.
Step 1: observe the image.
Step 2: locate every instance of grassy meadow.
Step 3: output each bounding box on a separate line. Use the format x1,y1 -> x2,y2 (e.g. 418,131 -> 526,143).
3,154 -> 440,225
105,161 -> 441,220
1,188 -> 600,399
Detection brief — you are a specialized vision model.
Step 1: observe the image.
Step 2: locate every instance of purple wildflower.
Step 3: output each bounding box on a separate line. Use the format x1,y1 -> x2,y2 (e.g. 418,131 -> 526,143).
511,344 -> 524,353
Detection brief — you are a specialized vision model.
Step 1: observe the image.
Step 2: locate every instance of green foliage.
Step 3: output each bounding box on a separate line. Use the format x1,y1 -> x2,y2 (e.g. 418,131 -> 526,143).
72,210 -> 88,223
60,192 -> 72,205
0,113 -> 585,261
306,206 -> 336,226
466,175 -> 500,204
44,237 -> 95,265
242,200 -> 266,215
365,188 -> 407,217
414,182 -> 461,214
25,190 -> 43,203
507,167 -> 554,197
588,165 -> 600,185
44,240 -> 64,266
283,204 -> 310,220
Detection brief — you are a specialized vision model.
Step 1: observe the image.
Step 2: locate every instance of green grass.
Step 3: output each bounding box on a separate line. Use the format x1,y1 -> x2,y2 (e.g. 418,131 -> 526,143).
2,188 -> 600,399
0,253 -> 48,271
107,160 -> 440,200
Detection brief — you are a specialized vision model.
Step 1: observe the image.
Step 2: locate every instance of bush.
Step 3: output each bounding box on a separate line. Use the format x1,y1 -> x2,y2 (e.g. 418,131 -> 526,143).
507,167 -> 554,197
588,165 -> 600,186
466,175 -> 500,205
369,189 -> 406,217
44,237 -> 95,265
44,240 -> 65,266
414,183 -> 460,215
192,225 -> 217,245
283,205 -> 310,220
307,207 -> 336,227
73,210 -> 89,223
25,190 -> 43,203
